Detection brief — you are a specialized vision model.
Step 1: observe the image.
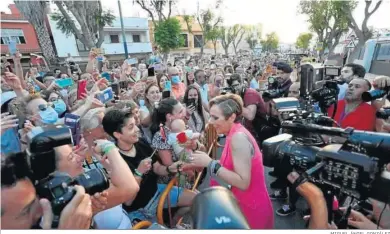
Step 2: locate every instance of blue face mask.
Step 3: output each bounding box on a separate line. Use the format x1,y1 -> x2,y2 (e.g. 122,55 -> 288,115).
139,99 -> 145,107
39,106 -> 59,124
53,99 -> 67,115
171,75 -> 181,84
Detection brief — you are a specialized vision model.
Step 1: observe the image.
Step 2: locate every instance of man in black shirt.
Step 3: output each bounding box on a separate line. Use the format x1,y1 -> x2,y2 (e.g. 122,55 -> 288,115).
102,110 -> 196,224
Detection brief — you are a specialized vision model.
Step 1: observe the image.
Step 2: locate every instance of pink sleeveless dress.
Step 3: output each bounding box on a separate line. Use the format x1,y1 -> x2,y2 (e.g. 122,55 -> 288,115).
210,123 -> 274,229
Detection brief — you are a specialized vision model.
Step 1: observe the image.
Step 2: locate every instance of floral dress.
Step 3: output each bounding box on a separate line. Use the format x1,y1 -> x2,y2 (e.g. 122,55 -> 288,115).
152,126 -> 193,189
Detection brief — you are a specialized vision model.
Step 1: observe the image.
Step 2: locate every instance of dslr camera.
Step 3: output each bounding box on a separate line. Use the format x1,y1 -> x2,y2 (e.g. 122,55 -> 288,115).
262,76 -> 285,101
263,122 -> 390,205
26,125 -> 109,227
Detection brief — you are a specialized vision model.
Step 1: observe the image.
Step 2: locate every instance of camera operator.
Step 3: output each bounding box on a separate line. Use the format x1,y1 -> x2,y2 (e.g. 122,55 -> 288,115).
328,78 -> 376,131
271,62 -> 293,97
337,64 -> 366,100
226,74 -> 268,146
1,152 -> 93,229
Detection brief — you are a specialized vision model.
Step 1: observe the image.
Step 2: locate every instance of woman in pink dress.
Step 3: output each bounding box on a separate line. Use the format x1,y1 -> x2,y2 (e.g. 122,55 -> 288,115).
189,94 -> 274,229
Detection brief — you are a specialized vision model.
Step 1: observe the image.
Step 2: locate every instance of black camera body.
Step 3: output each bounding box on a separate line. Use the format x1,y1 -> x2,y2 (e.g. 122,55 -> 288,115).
310,80 -> 339,112
362,88 -> 390,102
220,87 -> 234,95
26,125 -> 109,227
262,123 -> 390,203
36,169 -> 109,217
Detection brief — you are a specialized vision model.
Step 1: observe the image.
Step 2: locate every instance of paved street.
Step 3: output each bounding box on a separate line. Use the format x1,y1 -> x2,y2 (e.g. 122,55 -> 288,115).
198,138 -> 307,229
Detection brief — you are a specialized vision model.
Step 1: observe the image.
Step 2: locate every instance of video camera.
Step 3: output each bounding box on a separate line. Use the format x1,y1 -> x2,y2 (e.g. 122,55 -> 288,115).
26,125 -> 109,227
362,87 -> 390,102
263,122 -> 390,204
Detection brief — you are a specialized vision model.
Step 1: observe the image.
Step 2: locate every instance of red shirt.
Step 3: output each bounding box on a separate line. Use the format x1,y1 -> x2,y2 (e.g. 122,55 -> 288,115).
243,88 -> 266,131
327,100 -> 376,131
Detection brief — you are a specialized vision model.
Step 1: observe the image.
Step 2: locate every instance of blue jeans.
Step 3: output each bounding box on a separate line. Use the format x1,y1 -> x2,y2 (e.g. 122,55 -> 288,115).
128,184 -> 183,224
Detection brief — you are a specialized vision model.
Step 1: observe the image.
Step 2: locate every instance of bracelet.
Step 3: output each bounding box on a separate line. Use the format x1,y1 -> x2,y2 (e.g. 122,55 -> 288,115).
103,144 -> 117,155
134,169 -> 143,178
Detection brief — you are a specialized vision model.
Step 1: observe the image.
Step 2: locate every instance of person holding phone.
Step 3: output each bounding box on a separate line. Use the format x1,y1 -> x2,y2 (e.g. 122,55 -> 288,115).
183,85 -> 208,133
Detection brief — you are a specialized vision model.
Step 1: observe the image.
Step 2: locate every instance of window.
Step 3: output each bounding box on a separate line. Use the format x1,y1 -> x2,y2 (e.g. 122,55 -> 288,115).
194,35 -> 203,48
0,29 -> 26,44
181,34 -> 188,47
76,38 -> 88,52
110,35 -> 119,43
132,34 -> 141,43
375,43 -> 390,61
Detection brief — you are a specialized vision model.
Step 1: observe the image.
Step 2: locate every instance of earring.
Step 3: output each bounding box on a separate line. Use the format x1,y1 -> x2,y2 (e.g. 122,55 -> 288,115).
160,123 -> 167,142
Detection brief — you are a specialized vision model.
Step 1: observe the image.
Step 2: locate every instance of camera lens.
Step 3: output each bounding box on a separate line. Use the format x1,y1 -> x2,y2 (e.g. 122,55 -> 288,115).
74,168 -> 109,195
362,89 -> 387,102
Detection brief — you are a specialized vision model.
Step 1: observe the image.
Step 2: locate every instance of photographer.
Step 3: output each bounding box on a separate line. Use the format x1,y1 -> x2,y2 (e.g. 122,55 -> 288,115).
338,64 -> 366,100
226,74 -> 267,145
271,62 -> 293,97
328,78 -> 376,131
1,152 -> 93,229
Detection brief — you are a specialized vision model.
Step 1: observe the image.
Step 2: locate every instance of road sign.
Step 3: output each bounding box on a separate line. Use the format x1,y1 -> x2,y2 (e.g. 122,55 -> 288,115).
346,40 -> 356,48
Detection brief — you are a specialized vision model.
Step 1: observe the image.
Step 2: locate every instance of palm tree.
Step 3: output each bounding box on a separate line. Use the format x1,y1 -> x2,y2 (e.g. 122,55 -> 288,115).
14,1 -> 57,65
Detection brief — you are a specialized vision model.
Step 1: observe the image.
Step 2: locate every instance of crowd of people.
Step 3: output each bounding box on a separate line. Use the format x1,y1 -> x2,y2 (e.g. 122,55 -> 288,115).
1,49 -> 389,229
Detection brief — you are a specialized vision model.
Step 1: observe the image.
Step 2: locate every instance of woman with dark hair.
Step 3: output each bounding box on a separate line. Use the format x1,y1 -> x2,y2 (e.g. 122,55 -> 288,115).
156,73 -> 168,92
185,72 -> 195,86
183,85 -> 208,133
40,90 -> 70,118
150,97 -> 205,186
188,94 -> 274,229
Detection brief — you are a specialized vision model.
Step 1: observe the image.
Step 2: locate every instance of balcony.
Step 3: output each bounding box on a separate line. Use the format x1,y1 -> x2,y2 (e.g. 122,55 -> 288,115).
101,42 -> 152,55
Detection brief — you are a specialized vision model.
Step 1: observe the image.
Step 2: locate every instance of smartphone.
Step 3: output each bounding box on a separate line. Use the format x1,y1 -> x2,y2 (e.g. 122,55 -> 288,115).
77,80 -> 87,100
148,67 -> 155,77
97,87 -> 113,104
55,78 -> 73,88
119,80 -> 129,90
111,82 -> 120,97
64,113 -> 81,146
164,80 -> 172,91
188,98 -> 197,107
162,90 -> 171,99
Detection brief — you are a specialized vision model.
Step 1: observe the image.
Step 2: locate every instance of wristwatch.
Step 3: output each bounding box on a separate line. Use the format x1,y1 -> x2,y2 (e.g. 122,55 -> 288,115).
213,162 -> 222,175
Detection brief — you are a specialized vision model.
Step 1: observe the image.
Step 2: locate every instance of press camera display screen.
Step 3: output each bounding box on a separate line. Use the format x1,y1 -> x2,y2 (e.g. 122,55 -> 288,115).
325,67 -> 340,76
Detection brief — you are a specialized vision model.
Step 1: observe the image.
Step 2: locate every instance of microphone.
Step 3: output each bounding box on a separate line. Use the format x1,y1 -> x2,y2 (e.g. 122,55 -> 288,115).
190,186 -> 250,229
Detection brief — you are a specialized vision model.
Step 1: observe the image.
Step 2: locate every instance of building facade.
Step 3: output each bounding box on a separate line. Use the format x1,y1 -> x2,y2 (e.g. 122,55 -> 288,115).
0,4 -> 41,56
48,16 -> 152,61
149,15 -> 221,56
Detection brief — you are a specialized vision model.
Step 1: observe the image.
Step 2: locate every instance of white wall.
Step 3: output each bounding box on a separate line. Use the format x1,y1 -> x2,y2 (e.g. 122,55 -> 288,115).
49,16 -> 152,58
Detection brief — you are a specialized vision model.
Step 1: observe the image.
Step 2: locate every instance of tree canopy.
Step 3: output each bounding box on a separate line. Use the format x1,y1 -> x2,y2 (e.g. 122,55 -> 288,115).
296,32 -> 313,50
154,17 -> 184,53
261,32 -> 279,52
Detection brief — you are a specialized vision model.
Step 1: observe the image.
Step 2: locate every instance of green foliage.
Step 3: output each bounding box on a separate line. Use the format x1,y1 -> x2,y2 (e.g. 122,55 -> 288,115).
51,12 -> 75,36
298,0 -> 356,54
261,32 -> 279,52
296,32 -> 313,50
154,18 -> 184,53
245,24 -> 262,50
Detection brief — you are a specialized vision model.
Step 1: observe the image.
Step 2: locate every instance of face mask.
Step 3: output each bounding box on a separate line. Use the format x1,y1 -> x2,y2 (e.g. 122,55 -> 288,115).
171,75 -> 181,84
39,106 -> 59,124
139,99 -> 145,107
53,99 -> 67,115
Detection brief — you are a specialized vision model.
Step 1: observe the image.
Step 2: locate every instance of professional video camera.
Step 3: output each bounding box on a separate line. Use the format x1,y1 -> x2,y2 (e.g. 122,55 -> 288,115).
362,87 -> 390,102
263,122 -> 390,205
26,125 -> 109,227
377,107 -> 390,120
310,80 -> 339,113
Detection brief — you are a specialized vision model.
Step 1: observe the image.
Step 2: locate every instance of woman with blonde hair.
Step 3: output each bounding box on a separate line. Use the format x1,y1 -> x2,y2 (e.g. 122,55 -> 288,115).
189,94 -> 274,229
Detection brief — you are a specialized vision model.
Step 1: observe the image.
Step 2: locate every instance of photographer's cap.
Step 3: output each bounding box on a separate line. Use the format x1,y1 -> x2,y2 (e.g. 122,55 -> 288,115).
275,62 -> 293,73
